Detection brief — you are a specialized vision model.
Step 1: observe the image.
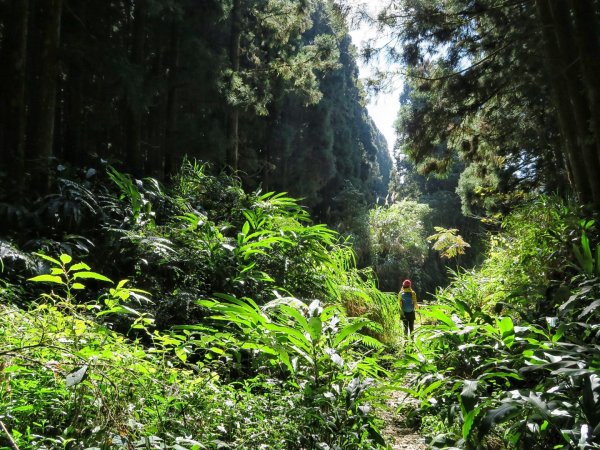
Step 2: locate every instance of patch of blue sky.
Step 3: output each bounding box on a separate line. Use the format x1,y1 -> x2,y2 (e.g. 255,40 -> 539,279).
346,0 -> 404,159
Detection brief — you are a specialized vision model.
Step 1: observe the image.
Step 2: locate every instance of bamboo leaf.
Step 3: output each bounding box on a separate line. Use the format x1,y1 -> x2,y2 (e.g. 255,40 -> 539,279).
420,307 -> 456,328
418,379 -> 444,398
266,322 -> 310,350
280,305 -> 310,334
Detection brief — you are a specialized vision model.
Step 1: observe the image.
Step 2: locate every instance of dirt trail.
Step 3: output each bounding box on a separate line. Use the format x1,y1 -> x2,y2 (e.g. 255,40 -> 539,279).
379,390 -> 426,449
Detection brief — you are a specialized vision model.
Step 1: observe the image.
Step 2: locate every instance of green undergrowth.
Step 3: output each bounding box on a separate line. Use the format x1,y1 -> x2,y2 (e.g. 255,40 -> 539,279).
1,300 -> 338,449
393,197 -> 600,449
0,161 -> 400,344
0,253 -> 390,449
0,163 -> 409,449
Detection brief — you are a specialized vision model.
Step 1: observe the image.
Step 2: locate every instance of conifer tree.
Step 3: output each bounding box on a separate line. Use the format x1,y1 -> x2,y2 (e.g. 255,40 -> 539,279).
376,0 -> 600,209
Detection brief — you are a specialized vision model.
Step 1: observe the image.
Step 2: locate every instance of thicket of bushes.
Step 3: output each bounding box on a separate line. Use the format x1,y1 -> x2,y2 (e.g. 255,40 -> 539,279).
0,162 -> 397,449
2,164 -> 598,450
395,197 -> 600,449
0,161 -> 399,335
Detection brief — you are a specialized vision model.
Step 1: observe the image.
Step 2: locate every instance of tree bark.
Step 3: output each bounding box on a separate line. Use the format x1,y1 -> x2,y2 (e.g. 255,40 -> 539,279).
549,0 -> 600,206
569,0 -> 600,169
26,0 -> 64,196
147,23 -> 166,179
126,0 -> 147,177
535,0 -> 592,205
227,0 -> 242,171
0,0 -> 29,187
61,0 -> 87,167
63,60 -> 85,165
164,20 -> 180,177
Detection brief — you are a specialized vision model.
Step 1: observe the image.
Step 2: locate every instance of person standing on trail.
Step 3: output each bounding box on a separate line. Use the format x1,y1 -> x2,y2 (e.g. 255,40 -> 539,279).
399,279 -> 418,336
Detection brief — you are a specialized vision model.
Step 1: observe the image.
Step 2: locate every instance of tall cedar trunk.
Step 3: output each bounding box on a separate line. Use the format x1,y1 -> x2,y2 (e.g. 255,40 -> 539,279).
549,0 -> 600,206
126,0 -> 147,177
548,136 -> 570,198
227,0 -> 242,171
64,61 -> 85,165
263,145 -> 271,191
147,23 -> 166,179
26,0 -> 64,196
0,0 -> 29,188
62,0 -> 86,166
569,0 -> 600,169
535,0 -> 592,204
164,20 -> 180,177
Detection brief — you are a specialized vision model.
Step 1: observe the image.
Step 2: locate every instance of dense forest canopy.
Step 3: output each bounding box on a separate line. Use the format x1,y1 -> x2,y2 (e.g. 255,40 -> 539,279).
0,0 -> 391,221
1,0 -> 600,449
360,0 -> 600,213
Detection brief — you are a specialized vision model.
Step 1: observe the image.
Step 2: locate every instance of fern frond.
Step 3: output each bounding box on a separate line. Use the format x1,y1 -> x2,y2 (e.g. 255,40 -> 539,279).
356,334 -> 384,349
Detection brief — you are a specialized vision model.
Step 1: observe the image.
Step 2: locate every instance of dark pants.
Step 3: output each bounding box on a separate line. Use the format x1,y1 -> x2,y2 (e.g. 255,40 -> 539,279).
402,311 -> 416,336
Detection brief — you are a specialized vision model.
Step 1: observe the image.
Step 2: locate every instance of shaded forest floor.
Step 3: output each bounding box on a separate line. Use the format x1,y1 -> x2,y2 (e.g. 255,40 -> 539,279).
379,390 -> 426,449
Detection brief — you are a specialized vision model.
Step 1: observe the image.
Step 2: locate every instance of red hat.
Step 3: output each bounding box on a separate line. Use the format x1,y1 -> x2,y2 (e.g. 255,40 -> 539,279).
402,279 -> 411,288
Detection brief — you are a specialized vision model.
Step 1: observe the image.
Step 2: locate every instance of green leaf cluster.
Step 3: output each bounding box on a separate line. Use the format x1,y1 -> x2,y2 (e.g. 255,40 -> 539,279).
393,196 -> 600,449
368,200 -> 431,292
1,252 -> 393,449
190,295 -> 388,448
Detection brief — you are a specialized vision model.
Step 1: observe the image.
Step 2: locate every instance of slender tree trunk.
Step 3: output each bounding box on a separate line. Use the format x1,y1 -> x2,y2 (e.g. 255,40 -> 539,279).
548,133 -> 570,197
26,0 -> 64,196
535,0 -> 592,204
227,0 -> 242,171
126,0 -> 147,176
569,0 -> 600,169
62,0 -> 86,167
147,23 -> 166,179
164,20 -> 180,177
0,0 -> 29,188
549,0 -> 600,206
63,61 -> 85,165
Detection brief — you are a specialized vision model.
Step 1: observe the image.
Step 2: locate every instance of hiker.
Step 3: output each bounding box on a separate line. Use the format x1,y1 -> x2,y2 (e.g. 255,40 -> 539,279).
399,279 -> 418,336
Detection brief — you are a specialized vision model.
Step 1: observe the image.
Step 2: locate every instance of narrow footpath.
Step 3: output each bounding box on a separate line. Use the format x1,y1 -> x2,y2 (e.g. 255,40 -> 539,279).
379,390 -> 426,449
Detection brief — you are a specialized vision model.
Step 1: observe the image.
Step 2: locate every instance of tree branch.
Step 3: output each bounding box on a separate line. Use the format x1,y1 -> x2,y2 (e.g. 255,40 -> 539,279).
378,0 -> 533,21
404,41 -> 514,81
0,343 -> 46,356
0,420 -> 21,450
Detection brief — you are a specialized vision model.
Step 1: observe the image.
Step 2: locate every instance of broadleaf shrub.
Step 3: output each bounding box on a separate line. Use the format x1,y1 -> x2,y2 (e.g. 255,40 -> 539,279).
1,257 -> 391,449
0,161 -> 399,339
397,197 -> 600,449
